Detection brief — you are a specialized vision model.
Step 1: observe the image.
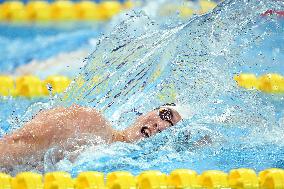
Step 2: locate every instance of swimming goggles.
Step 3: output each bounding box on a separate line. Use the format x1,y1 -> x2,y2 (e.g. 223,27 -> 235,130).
141,107 -> 175,138
158,107 -> 174,126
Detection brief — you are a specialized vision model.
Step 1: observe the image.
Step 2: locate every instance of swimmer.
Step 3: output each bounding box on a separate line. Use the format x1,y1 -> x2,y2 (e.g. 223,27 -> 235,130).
0,104 -> 211,171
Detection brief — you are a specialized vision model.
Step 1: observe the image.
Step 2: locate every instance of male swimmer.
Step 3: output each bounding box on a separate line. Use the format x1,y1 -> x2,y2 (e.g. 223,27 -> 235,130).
0,104 -> 182,168
0,104 -> 210,171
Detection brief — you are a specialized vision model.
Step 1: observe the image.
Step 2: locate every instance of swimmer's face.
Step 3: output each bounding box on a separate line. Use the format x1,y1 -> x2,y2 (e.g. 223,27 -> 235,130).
123,108 -> 182,142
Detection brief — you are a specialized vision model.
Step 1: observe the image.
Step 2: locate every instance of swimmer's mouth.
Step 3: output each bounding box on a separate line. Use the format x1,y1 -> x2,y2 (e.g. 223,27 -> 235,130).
141,126 -> 151,138
158,108 -> 174,126
140,126 -> 162,138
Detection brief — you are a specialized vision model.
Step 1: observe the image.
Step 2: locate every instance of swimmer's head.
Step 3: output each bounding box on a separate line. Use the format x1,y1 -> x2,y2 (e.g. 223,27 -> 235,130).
121,104 -> 183,142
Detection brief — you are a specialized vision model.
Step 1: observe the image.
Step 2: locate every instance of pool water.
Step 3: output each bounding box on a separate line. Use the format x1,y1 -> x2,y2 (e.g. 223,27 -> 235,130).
0,22 -> 103,72
1,0 -> 284,176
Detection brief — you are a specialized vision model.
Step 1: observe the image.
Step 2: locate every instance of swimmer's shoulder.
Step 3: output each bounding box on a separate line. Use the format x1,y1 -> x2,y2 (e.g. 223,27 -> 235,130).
68,104 -> 102,117
69,104 -> 111,126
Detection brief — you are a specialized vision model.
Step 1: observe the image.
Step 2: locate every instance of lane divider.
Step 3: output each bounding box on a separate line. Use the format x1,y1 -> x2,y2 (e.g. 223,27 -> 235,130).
0,75 -> 71,97
0,0 -> 220,22
0,168 -> 283,189
2,73 -> 284,97
0,0 -> 133,22
0,0 -> 277,22
234,73 -> 284,93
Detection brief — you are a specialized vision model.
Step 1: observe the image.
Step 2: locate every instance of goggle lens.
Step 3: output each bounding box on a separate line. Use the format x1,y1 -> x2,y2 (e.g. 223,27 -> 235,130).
159,108 -> 174,126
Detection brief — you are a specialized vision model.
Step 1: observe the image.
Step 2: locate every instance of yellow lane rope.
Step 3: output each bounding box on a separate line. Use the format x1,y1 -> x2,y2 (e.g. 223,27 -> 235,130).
0,0 -> 133,22
234,73 -> 284,94
0,75 -> 71,97
0,168 -> 283,189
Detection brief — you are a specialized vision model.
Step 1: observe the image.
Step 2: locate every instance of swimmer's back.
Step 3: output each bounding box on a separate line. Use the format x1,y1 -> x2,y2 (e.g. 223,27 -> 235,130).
0,105 -> 114,168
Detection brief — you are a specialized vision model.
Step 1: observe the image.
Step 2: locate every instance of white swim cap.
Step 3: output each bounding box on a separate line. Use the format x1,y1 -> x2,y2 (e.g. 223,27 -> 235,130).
160,104 -> 194,120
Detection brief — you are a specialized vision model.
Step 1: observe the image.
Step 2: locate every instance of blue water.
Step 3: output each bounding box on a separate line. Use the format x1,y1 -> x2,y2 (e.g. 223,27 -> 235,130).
1,0 -> 284,176
0,22 -> 103,73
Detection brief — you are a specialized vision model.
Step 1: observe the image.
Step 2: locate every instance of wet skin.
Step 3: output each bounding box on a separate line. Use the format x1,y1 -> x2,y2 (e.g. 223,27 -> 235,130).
0,104 -> 182,168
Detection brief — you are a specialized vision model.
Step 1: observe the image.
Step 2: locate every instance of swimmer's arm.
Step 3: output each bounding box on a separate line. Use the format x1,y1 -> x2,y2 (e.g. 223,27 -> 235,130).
0,139 -> 37,167
0,122 -> 46,167
83,107 -> 116,134
2,120 -> 54,148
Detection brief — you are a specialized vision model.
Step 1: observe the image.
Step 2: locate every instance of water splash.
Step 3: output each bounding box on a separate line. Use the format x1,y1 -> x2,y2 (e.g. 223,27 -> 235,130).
2,0 -> 284,174
52,0 -> 284,175
61,0 -> 283,126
